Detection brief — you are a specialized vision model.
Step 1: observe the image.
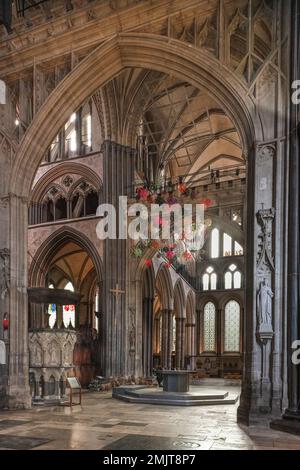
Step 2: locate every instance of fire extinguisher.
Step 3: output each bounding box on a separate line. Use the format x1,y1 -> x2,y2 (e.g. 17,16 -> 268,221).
2,312 -> 9,331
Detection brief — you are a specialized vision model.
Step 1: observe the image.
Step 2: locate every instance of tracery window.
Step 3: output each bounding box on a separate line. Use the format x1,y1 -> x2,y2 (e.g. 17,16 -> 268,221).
202,266 -> 217,291
209,227 -> 243,259
203,302 -> 216,352
224,300 -> 240,353
224,264 -> 242,289
29,178 -> 100,225
47,282 -> 75,329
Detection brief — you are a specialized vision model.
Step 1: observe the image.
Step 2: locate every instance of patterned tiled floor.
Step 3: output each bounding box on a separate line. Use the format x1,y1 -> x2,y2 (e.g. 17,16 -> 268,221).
0,386 -> 300,450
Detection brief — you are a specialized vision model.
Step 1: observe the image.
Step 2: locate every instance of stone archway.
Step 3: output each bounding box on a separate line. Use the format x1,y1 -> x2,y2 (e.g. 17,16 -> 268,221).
6,33 -> 260,413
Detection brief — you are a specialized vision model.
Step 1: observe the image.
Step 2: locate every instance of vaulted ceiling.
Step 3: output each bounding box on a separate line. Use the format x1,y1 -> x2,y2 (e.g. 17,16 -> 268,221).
96,68 -> 245,183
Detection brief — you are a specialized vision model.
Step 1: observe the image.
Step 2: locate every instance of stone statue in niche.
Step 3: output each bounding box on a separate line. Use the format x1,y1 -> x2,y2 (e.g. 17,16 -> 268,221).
257,279 -> 274,332
256,208 -> 275,274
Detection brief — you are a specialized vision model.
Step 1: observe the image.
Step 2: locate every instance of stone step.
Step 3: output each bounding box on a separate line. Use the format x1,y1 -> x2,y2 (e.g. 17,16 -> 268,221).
112,386 -> 239,407
123,389 -> 229,401
113,391 -> 239,407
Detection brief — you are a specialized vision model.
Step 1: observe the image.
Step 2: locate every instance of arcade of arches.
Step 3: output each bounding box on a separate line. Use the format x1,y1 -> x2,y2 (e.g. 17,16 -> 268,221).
0,0 -> 299,444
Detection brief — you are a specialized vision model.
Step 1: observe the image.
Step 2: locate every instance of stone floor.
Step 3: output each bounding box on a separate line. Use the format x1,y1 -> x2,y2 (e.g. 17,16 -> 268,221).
1,387 -> 300,450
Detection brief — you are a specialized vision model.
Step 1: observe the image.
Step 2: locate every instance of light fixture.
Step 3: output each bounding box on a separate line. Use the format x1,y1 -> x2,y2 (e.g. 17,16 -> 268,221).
15,118 -> 20,126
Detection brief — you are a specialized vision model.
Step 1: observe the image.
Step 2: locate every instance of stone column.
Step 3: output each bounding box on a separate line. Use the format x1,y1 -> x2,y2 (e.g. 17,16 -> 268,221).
196,308 -> 201,355
284,0 -> 300,419
190,323 -> 196,370
154,316 -> 161,354
161,309 -> 173,369
56,305 -> 63,329
101,140 -> 135,378
142,297 -> 153,377
7,194 -> 31,409
175,317 -> 185,369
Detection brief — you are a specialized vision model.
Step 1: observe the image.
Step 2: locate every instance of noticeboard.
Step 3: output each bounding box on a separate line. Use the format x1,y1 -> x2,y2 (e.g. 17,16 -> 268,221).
67,377 -> 81,389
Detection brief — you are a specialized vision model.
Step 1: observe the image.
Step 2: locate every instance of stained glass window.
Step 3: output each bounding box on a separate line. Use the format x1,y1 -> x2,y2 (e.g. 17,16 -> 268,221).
159,314 -> 162,352
224,300 -> 240,352
172,315 -> 176,352
63,282 -> 75,328
48,284 -> 56,328
203,302 -> 216,352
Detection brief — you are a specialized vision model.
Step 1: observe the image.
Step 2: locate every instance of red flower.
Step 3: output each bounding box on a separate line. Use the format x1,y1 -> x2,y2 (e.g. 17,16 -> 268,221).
166,250 -> 175,260
183,250 -> 192,260
139,187 -> 149,200
164,262 -> 172,269
151,240 -> 160,249
145,259 -> 152,267
200,198 -> 213,207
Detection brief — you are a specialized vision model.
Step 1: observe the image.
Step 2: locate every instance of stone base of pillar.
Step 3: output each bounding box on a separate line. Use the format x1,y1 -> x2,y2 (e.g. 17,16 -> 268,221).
270,413 -> 300,436
237,382 -> 282,427
7,385 -> 31,410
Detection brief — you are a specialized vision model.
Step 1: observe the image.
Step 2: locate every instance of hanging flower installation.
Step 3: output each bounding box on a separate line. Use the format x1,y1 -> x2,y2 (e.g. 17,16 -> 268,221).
130,177 -> 214,271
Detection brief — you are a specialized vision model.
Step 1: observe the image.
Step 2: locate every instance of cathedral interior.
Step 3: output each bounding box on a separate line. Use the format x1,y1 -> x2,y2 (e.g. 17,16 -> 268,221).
0,0 -> 299,452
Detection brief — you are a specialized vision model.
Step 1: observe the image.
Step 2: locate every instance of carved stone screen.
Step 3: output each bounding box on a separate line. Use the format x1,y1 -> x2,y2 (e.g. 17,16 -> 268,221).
203,302 -> 216,352
224,300 -> 240,352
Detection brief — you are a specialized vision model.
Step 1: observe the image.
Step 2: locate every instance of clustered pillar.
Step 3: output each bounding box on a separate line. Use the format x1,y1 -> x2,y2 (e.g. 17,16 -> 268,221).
101,140 -> 135,378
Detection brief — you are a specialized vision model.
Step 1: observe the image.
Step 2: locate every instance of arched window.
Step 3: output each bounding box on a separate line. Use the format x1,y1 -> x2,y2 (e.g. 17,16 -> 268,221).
225,271 -> 232,289
224,264 -> 242,289
203,273 -> 209,291
223,233 -> 232,256
203,302 -> 216,352
211,228 -> 219,258
172,315 -> 176,352
55,197 -> 67,220
63,282 -> 75,328
224,300 -> 240,352
48,284 -> 56,329
202,266 -> 217,291
159,314 -> 162,353
234,241 -> 243,256
65,113 -> 77,157
233,271 -> 242,289
46,199 -> 54,222
81,100 -> 92,153
72,193 -> 84,218
85,190 -> 99,216
94,289 -> 99,333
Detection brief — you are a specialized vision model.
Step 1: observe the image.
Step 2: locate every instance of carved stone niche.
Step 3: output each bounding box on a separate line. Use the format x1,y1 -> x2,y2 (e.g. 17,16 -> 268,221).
0,248 -> 10,300
256,208 -> 275,343
29,329 -> 76,403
